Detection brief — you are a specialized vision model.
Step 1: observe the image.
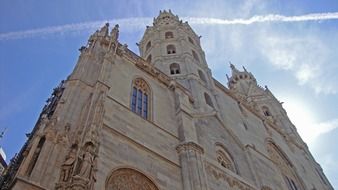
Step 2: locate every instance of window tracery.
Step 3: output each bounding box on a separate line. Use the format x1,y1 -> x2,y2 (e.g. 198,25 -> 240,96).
267,141 -> 303,190
215,144 -> 237,173
131,78 -> 151,119
106,168 -> 158,190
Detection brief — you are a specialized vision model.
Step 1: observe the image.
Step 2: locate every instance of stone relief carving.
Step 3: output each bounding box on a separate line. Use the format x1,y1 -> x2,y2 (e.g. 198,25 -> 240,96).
176,141 -> 204,154
205,162 -> 256,190
261,185 -> 272,190
106,168 -> 158,190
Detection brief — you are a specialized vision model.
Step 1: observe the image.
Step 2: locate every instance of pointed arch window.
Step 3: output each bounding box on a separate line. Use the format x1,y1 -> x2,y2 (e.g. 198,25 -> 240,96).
284,175 -> 299,190
146,41 -> 151,51
170,63 -> 181,75
26,136 -> 46,176
192,50 -> 200,62
198,70 -> 207,83
131,78 -> 151,119
204,93 -> 214,108
146,54 -> 152,63
215,144 -> 237,173
165,31 -> 174,39
267,141 -> 303,190
167,45 -> 176,54
262,106 -> 271,116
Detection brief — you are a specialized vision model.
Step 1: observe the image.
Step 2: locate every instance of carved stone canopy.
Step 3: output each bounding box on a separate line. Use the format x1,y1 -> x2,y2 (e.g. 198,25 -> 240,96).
106,168 -> 159,190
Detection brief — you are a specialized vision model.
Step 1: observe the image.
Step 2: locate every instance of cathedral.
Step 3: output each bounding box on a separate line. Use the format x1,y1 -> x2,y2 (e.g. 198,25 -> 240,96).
0,10 -> 333,190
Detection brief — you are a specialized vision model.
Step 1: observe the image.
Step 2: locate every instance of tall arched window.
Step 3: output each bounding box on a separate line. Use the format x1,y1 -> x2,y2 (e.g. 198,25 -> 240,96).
267,141 -> 303,190
146,41 -> 151,51
146,54 -> 152,63
262,106 -> 271,116
192,50 -> 200,62
204,93 -> 213,108
131,78 -> 151,119
215,143 -> 237,173
26,136 -> 46,176
167,45 -> 176,54
170,63 -> 180,75
165,31 -> 174,39
198,70 -> 207,83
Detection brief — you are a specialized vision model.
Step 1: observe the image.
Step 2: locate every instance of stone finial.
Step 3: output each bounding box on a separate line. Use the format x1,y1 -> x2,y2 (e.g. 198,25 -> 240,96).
110,24 -> 119,42
242,66 -> 247,72
99,23 -> 109,37
226,74 -> 230,81
229,61 -> 236,71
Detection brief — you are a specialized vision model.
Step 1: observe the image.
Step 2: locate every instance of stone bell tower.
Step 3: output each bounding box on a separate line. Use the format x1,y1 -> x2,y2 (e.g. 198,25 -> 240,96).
139,10 -> 217,112
227,63 -> 307,152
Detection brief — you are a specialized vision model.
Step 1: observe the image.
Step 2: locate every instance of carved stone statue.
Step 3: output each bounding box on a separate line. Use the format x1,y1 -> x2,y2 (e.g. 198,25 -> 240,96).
77,144 -> 95,179
60,145 -> 77,182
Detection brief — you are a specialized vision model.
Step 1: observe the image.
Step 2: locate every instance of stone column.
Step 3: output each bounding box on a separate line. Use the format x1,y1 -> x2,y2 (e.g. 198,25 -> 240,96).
176,142 -> 208,190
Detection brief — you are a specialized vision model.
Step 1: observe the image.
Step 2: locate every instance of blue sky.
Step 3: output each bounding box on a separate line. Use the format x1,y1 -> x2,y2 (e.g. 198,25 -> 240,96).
0,0 -> 337,188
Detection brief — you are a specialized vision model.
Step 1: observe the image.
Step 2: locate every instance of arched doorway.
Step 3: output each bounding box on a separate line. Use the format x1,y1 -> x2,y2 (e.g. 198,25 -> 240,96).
106,168 -> 159,190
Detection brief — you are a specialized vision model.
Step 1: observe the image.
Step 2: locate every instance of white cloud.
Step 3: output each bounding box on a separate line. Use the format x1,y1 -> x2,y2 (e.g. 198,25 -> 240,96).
283,99 -> 338,143
258,32 -> 338,95
316,119 -> 338,135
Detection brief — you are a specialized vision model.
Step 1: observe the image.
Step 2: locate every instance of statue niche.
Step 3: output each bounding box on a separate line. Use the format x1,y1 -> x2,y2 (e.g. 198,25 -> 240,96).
106,168 -> 158,190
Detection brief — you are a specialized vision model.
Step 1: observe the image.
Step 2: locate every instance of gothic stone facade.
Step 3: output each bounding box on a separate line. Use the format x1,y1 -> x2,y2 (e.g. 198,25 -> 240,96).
1,10 -> 333,190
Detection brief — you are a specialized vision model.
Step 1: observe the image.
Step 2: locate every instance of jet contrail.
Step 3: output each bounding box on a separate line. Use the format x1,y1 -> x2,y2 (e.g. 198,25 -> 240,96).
0,18 -> 152,41
1,12 -> 338,41
185,12 -> 338,25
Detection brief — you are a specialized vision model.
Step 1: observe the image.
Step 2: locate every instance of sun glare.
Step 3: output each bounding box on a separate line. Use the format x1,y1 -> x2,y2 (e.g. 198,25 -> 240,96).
282,97 -> 318,144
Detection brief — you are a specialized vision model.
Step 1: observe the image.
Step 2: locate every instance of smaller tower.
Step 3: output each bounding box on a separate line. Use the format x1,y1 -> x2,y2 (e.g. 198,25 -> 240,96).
227,64 -> 305,146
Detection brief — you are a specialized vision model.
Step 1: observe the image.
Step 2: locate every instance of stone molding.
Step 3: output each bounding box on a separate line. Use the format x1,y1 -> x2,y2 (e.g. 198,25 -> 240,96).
205,161 -> 257,190
176,142 -> 204,154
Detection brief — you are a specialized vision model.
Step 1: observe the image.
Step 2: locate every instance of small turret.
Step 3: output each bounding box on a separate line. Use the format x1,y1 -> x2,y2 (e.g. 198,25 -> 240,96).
227,63 -> 256,91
